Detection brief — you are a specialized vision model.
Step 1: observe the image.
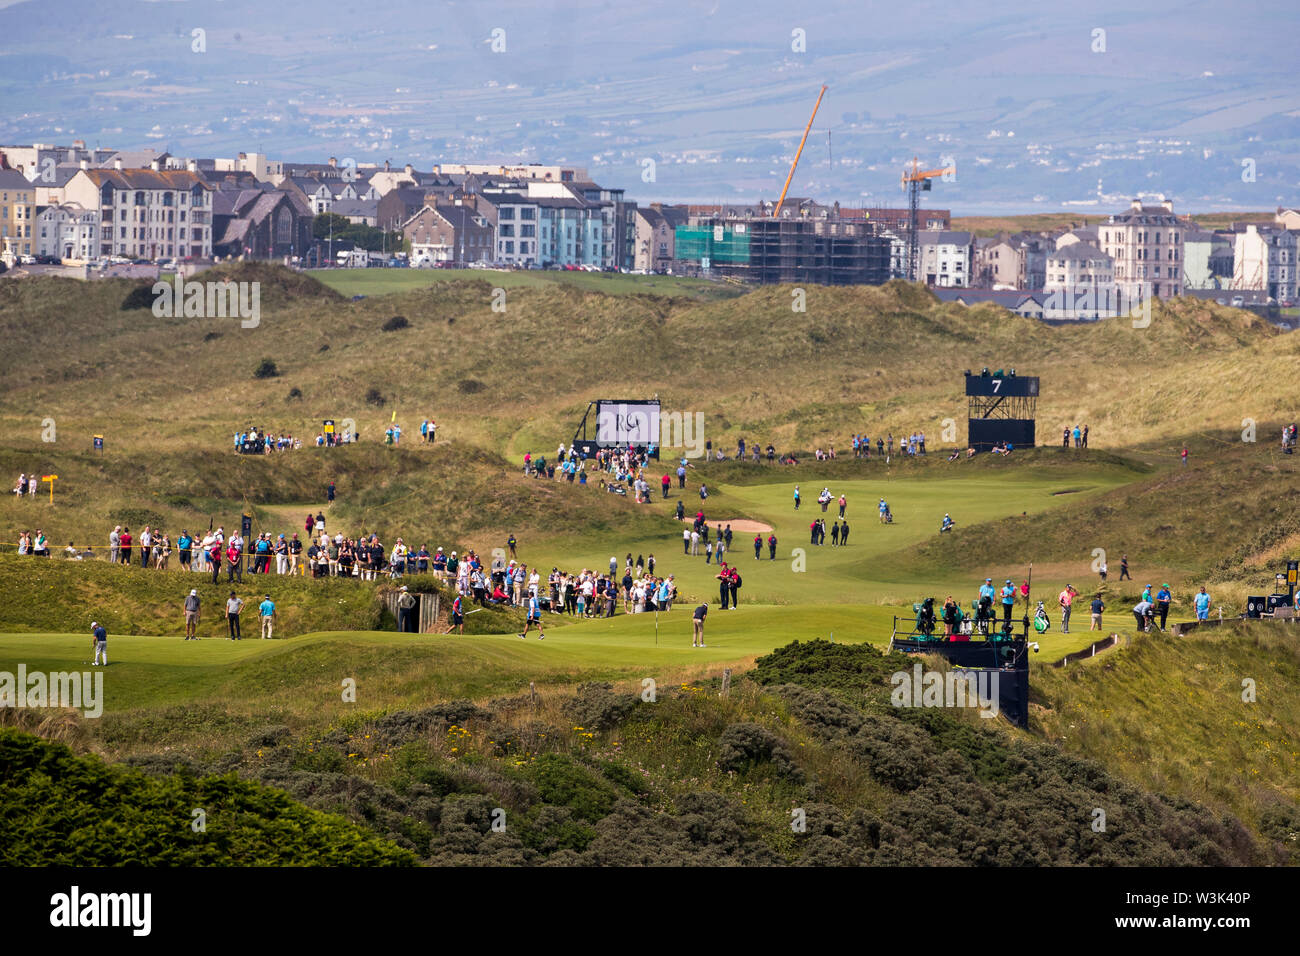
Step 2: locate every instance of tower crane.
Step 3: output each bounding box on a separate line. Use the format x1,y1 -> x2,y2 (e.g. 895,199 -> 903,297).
900,157 -> 955,282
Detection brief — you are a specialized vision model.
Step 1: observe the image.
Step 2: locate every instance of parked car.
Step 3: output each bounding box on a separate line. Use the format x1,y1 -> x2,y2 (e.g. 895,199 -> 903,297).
18,254 -> 36,265
1230,295 -> 1245,308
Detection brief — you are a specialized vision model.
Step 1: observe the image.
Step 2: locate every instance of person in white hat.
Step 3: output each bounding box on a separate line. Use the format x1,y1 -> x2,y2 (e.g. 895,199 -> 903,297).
91,621 -> 108,666
183,588 -> 201,640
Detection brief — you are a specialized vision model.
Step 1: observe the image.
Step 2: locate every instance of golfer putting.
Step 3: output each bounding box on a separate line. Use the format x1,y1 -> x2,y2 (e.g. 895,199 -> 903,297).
91,621 -> 107,666
692,602 -> 708,647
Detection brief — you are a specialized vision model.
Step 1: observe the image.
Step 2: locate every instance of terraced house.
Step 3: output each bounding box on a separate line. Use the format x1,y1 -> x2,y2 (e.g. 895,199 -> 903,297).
63,164 -> 214,260
0,168 -> 36,263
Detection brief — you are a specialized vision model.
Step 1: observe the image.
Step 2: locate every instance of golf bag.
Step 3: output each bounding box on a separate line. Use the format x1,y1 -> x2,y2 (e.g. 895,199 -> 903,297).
1033,601 -> 1051,634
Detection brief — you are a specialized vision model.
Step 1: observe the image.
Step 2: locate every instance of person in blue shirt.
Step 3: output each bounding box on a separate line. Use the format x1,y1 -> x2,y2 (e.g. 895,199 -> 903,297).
519,592 -> 545,641
1000,579 -> 1017,628
1194,587 -> 1211,621
91,621 -> 107,666
1141,584 -> 1153,604
793,485 -> 801,511
1155,584 -> 1172,630
979,578 -> 996,602
177,530 -> 193,571
258,595 -> 276,639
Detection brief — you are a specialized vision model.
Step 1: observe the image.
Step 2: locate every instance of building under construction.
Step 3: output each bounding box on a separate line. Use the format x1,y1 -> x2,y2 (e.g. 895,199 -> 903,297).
675,210 -> 891,286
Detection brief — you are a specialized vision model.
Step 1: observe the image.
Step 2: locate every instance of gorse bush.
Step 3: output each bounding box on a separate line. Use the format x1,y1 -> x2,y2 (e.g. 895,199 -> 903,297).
253,358 -> 279,379
717,722 -> 803,782
0,730 -> 414,866
7,637 -> 1288,867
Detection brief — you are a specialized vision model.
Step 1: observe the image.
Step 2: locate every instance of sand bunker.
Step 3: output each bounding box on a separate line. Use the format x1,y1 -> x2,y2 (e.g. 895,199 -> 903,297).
713,519 -> 774,534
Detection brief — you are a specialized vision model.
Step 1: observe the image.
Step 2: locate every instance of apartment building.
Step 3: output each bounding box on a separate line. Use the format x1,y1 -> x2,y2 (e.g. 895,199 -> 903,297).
482,192 -> 540,266
633,204 -> 688,272
917,230 -> 974,287
63,165 -> 214,260
1098,199 -> 1184,300
1043,243 -> 1115,319
434,162 -> 587,183
973,236 -> 1020,288
1232,225 -> 1297,303
0,141 -> 100,183
36,203 -> 98,260
1182,230 -> 1234,290
0,168 -> 36,262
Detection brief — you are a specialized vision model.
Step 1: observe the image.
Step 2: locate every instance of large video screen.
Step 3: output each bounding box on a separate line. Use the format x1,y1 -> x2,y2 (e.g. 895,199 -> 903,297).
595,400 -> 660,447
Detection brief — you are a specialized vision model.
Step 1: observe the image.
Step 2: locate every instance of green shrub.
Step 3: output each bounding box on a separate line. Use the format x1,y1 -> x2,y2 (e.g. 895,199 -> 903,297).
717,722 -> 803,782
0,730 -> 414,866
526,754 -> 618,822
566,682 -> 638,732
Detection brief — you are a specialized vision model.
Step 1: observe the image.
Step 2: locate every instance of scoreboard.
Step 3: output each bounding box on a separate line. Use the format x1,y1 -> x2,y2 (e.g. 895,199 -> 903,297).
965,375 -> 1039,398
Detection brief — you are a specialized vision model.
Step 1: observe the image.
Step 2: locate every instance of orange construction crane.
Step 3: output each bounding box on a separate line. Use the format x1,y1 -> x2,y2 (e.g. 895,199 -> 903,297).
773,84 -> 828,219
900,157 -> 955,282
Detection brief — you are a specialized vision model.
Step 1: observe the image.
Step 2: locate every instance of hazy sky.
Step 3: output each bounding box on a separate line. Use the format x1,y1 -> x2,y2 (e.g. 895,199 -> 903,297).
2,0 -> 1297,213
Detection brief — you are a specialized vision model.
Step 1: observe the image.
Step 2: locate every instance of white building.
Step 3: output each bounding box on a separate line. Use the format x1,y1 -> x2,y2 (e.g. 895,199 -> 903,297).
483,192 -> 540,266
1043,243 -> 1116,319
917,230 -> 973,287
1232,225 -> 1297,304
36,203 -> 98,260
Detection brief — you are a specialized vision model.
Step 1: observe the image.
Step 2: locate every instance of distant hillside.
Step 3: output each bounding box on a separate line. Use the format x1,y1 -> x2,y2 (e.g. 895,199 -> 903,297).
952,210 -> 1276,237
0,266 -> 1290,461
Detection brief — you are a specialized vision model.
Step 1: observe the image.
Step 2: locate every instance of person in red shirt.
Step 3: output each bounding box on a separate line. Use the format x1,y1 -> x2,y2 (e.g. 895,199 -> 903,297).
119,526 -> 133,564
226,541 -> 243,582
661,473 -> 671,498
727,567 -> 740,608
209,539 -> 223,584
716,563 -> 731,609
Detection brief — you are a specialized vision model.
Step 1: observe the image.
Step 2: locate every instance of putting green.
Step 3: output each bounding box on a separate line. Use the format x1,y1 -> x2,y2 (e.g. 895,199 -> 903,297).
519,473 -> 1128,607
